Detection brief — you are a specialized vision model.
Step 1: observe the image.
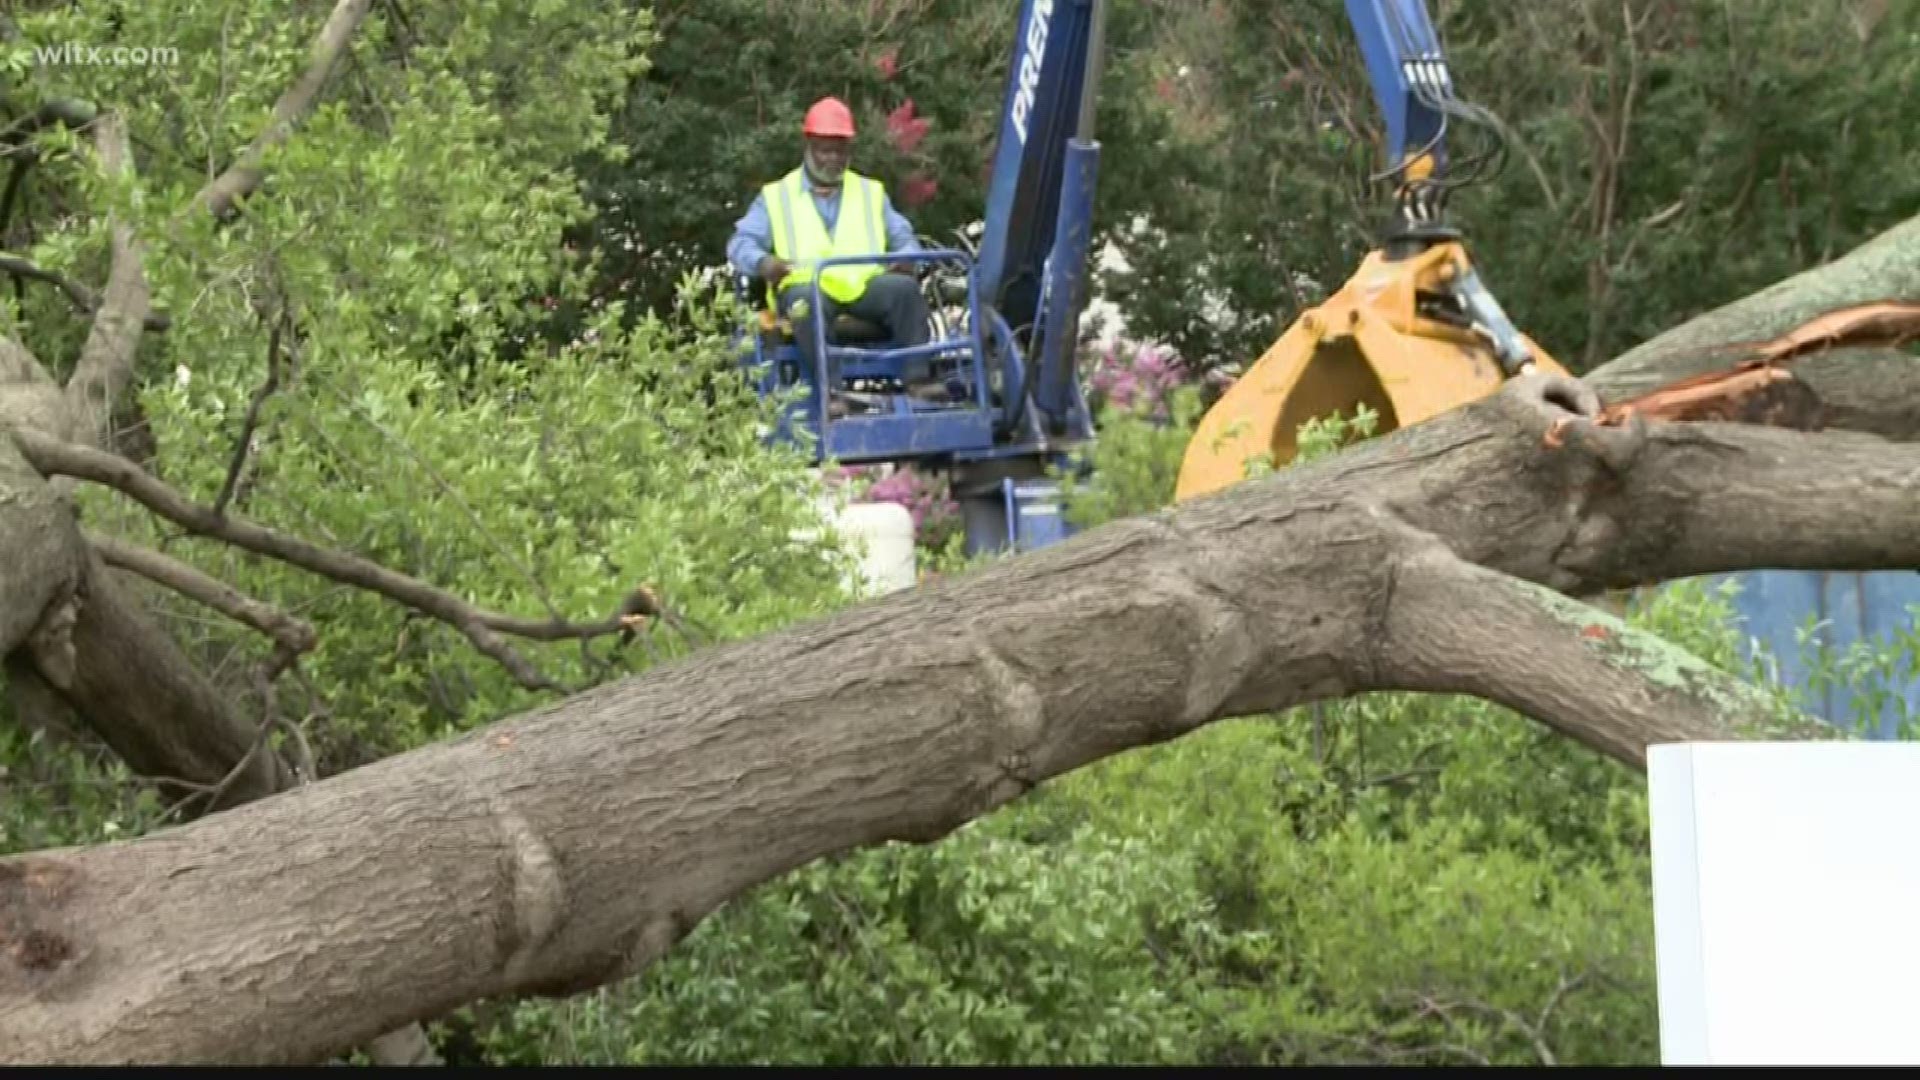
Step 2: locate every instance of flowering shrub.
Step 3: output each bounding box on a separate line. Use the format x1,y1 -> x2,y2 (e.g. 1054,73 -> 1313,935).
826,463 -> 961,552
817,335 -> 1211,556
1084,338 -> 1191,420
864,466 -> 959,543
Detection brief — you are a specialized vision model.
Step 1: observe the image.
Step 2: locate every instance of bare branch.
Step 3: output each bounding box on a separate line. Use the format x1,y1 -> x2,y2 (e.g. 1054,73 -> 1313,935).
0,98 -> 101,150
249,662 -> 316,784
0,252 -> 170,331
190,0 -> 375,221
1534,973 -> 1589,1054
212,317 -> 286,517
158,704 -> 286,819
0,158 -> 29,243
87,529 -> 317,658
14,429 -> 668,693
1385,987 -> 1562,1065
64,113 -> 155,450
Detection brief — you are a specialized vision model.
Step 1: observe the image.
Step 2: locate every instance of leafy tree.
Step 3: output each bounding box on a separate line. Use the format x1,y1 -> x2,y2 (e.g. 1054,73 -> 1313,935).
0,0 -> 867,777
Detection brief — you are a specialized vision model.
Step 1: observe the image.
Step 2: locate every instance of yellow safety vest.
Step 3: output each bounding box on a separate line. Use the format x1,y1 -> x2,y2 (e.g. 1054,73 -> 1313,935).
763,167 -> 887,305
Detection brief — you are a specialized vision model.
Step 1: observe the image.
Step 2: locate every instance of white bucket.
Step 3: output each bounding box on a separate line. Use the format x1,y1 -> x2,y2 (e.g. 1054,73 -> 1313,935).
791,473 -> 919,597
829,500 -> 917,596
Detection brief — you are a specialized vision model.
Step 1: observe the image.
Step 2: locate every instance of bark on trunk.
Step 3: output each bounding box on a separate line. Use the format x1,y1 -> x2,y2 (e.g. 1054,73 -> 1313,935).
59,553 -> 292,806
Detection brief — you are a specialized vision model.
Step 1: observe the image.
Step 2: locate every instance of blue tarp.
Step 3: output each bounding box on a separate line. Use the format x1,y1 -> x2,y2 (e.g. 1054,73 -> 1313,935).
1701,570 -> 1920,739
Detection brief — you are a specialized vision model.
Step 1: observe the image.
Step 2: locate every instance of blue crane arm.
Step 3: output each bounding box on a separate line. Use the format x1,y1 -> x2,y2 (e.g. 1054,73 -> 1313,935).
1345,1 -> 1530,369
1343,0 -> 1452,180
971,0 -> 1104,443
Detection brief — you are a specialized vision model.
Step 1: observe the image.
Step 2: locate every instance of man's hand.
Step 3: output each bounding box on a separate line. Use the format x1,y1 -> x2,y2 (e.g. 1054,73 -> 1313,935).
757,256 -> 791,284
887,261 -> 919,277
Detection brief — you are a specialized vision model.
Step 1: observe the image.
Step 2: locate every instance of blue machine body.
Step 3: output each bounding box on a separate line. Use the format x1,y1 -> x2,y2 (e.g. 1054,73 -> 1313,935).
1344,0 -> 1450,172
737,0 -> 1462,556
738,0 -> 1107,556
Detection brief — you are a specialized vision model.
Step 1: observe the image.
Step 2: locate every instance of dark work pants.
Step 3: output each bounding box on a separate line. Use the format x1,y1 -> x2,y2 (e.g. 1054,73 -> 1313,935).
777,272 -> 931,386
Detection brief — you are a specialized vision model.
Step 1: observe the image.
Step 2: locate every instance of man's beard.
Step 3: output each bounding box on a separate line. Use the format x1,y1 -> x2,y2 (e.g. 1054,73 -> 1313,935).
803,149 -> 845,186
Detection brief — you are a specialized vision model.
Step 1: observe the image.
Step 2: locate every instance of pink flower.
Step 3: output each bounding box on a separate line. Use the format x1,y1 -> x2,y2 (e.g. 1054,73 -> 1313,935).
873,46 -> 899,80
858,465 -> 957,538
900,171 -> 938,208
1085,338 -> 1192,420
886,100 -> 929,155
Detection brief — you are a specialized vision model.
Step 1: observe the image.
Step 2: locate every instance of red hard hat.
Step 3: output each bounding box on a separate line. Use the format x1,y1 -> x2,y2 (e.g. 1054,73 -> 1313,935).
802,97 -> 856,138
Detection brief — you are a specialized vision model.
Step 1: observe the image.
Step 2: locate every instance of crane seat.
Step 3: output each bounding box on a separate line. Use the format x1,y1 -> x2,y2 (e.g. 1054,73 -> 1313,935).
828,314 -> 891,344
754,308 -> 893,346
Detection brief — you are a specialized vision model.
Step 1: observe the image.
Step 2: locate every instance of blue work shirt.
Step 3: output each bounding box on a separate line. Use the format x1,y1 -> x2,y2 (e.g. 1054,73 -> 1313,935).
727,175 -> 922,280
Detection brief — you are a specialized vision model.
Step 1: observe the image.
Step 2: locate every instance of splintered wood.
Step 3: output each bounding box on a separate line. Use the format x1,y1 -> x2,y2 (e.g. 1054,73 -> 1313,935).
1554,301 -> 1920,443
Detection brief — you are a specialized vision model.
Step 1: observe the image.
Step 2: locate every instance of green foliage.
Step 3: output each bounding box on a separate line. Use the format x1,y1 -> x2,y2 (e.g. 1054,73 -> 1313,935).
1057,384 -> 1206,529
0,717 -> 170,855
0,3 -> 854,780
1793,603 -> 1920,739
133,286 -> 855,766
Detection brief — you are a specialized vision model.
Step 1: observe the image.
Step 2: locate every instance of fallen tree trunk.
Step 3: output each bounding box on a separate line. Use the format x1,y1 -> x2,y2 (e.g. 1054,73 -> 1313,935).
4,191 -> 1919,1063
5,363 -> 1917,1061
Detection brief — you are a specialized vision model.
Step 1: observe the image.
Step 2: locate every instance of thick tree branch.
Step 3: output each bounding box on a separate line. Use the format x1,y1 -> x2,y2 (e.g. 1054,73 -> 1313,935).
0,134 -> 1911,1066
5,337 -> 287,813
189,0 -> 375,221
0,135 -> 274,822
1373,540 -> 1817,766
86,530 -> 317,659
49,550 -> 293,807
1787,347 -> 1920,443
64,114 -> 154,450
0,479 -> 289,809
0,424 -> 83,658
0,95 -> 318,835
1346,375 -> 1920,594
12,429 -> 665,693
1583,215 -> 1920,446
